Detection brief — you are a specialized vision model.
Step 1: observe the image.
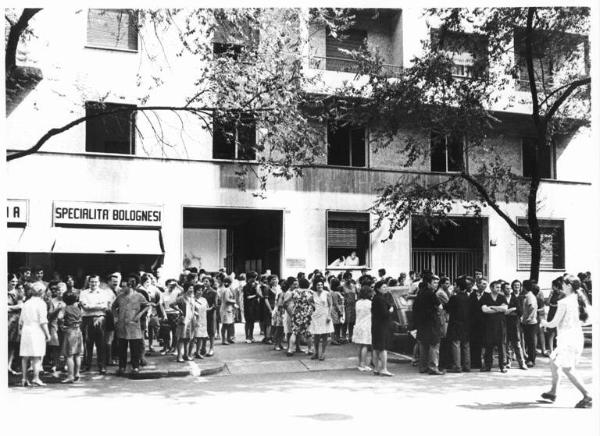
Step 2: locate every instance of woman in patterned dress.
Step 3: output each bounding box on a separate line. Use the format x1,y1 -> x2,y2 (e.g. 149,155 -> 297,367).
171,284 -> 195,362
8,274 -> 23,375
341,272 -> 357,343
287,278 -> 314,356
329,278 -> 345,345
309,279 -> 334,360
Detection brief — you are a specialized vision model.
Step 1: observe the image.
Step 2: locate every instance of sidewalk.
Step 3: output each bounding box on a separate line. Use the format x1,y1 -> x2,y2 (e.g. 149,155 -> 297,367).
7,324 -> 413,385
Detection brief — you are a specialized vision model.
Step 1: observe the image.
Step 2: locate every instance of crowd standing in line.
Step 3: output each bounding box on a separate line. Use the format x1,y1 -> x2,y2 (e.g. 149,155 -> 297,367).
6,264 -> 592,408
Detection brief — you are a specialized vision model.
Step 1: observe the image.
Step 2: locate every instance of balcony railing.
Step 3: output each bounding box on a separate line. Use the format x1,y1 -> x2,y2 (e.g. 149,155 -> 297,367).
309,56 -> 403,77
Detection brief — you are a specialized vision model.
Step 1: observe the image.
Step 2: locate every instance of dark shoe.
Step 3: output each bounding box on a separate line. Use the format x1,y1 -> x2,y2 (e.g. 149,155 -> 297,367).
221,341 -> 229,346
462,368 -> 471,373
99,368 -> 107,375
310,354 -> 319,360
575,397 -> 592,409
526,361 -> 534,368
448,368 -> 462,373
500,368 -> 508,373
519,365 -> 529,370
418,369 -> 428,374
286,351 -> 295,357
541,392 -> 557,402
480,368 -> 491,372
319,355 -> 325,361
428,369 -> 446,375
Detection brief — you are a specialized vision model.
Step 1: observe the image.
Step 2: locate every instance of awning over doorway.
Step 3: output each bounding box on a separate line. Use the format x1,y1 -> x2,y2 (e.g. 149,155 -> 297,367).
6,227 -> 56,252
51,228 -> 164,255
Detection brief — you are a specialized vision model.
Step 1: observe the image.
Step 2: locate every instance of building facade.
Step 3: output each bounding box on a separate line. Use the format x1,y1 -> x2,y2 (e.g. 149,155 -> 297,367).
5,8 -> 593,286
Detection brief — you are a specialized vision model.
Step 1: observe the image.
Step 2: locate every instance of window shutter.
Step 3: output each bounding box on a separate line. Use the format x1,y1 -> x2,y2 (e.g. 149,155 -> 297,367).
517,219 -> 564,270
87,9 -> 138,51
328,222 -> 360,248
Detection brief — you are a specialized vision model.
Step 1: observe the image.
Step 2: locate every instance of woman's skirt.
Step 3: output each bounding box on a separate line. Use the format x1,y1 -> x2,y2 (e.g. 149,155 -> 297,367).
61,327 -> 83,356
20,324 -> 46,357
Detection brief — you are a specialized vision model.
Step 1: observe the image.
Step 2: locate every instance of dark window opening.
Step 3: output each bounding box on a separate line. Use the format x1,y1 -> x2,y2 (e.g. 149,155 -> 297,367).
87,9 -> 138,51
85,101 -> 136,154
325,28 -> 367,73
514,29 -> 555,91
431,30 -> 488,78
213,42 -> 244,60
430,132 -> 464,172
517,218 -> 565,270
327,212 -> 369,267
327,124 -> 366,167
522,137 -> 554,179
213,113 -> 256,160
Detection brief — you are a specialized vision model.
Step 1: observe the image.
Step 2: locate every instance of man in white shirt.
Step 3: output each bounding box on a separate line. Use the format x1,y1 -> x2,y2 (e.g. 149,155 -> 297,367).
80,275 -> 111,374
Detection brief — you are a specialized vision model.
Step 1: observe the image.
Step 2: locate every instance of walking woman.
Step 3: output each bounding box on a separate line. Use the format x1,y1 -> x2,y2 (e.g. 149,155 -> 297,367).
309,279 -> 333,360
353,286 -> 373,371
19,283 -> 51,386
8,274 -> 23,375
541,275 -> 592,408
371,281 -> 394,376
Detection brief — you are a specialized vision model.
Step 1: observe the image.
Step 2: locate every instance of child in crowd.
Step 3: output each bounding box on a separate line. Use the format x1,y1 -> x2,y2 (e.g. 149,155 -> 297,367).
60,291 -> 83,383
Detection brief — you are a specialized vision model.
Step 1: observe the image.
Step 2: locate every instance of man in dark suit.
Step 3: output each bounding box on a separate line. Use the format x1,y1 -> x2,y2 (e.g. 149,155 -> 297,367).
469,278 -> 488,369
413,271 -> 445,375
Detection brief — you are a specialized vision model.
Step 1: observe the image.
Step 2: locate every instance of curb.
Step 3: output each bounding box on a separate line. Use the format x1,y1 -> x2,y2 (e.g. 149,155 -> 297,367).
126,363 -> 226,380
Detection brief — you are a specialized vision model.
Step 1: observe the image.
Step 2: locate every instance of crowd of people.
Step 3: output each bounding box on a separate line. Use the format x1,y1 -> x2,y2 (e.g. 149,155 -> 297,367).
6,264 -> 592,408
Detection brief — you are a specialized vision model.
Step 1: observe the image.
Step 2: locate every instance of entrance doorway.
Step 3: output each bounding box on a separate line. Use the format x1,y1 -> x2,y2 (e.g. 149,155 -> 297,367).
183,208 -> 283,276
411,216 -> 487,281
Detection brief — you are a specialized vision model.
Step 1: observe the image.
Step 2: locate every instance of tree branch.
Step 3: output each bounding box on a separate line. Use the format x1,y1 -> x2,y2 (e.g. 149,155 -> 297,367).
6,8 -> 42,72
524,8 -> 543,134
460,172 -> 532,244
544,76 -> 591,121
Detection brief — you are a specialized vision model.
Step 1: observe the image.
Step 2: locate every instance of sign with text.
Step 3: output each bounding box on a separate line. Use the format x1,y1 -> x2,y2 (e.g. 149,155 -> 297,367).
7,199 -> 28,225
286,258 -> 306,269
53,201 -> 162,228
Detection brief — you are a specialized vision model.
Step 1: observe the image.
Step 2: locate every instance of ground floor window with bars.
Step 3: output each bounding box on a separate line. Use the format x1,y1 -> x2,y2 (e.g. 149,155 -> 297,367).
516,218 -> 565,271
327,212 -> 369,267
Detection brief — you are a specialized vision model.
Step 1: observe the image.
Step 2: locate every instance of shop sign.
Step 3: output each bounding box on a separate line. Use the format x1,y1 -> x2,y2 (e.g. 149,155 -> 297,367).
7,199 -> 28,225
286,258 -> 306,268
53,201 -> 162,228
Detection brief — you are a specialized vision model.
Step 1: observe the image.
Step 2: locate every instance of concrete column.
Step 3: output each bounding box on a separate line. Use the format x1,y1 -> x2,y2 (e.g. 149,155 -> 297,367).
161,203 -> 183,280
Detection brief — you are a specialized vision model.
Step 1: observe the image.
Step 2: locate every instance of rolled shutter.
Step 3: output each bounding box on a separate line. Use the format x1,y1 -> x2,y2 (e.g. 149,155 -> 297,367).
87,9 -> 138,51
517,220 -> 563,270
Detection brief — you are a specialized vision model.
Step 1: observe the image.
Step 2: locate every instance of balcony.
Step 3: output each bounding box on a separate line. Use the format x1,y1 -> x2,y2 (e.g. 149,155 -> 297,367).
309,55 -> 402,77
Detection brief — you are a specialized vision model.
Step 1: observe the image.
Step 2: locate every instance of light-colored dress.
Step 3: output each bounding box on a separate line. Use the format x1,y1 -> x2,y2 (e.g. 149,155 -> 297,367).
219,287 -> 236,324
310,290 -> 334,335
353,299 -> 372,345
546,293 -> 584,368
19,296 -> 48,357
193,297 -> 208,339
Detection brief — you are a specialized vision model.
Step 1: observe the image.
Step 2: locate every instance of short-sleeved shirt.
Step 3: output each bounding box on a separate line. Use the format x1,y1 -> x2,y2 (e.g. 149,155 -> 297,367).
80,288 -> 111,317
112,292 -> 149,340
63,305 -> 82,329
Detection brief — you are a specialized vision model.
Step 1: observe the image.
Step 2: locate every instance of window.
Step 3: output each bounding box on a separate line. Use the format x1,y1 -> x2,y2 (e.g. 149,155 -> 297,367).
85,102 -> 136,154
325,28 -> 367,73
514,29 -> 554,91
327,212 -> 369,267
522,137 -> 554,179
213,112 -> 256,160
431,30 -> 487,78
430,132 -> 464,172
213,42 -> 243,60
517,218 -> 565,270
87,9 -> 138,51
327,124 -> 366,167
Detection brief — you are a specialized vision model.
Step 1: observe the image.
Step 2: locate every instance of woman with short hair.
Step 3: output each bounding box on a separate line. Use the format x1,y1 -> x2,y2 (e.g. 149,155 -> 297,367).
19,283 -> 51,386
353,286 -> 373,371
309,279 -> 333,360
541,275 -> 592,408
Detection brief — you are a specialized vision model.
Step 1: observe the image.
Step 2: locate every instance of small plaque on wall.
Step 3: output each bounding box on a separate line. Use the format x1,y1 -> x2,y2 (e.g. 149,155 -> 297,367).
286,258 -> 306,268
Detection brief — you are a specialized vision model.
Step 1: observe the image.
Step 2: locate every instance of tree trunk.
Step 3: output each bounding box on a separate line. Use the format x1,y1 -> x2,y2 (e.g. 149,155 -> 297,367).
5,9 -> 42,73
526,136 -> 544,282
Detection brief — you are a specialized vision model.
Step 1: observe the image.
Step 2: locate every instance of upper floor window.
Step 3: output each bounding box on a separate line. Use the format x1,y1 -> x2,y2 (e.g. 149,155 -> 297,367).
430,132 -> 464,172
85,102 -> 136,154
87,9 -> 138,52
327,123 -> 367,167
517,218 -> 565,271
431,30 -> 487,79
325,28 -> 367,73
514,29 -> 554,91
213,112 -> 256,160
522,137 -> 555,179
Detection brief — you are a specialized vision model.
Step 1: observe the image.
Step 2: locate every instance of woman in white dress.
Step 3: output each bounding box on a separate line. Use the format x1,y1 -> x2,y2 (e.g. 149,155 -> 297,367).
541,275 -> 592,408
190,285 -> 209,359
309,279 -> 333,360
19,283 -> 51,387
353,286 -> 373,371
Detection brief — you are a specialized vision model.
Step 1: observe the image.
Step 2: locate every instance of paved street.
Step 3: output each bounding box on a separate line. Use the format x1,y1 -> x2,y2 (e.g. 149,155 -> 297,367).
5,334 -> 594,435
